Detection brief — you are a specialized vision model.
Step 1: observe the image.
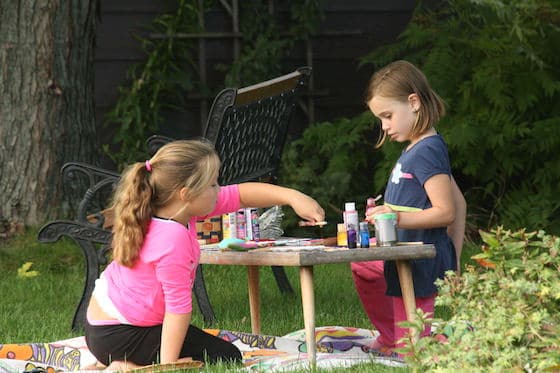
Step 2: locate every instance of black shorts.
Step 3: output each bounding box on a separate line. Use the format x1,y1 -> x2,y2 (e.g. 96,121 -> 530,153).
84,320 -> 242,366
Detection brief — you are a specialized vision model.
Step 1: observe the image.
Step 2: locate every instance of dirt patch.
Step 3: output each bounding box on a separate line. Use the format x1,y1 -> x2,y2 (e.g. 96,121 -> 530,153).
0,218 -> 24,242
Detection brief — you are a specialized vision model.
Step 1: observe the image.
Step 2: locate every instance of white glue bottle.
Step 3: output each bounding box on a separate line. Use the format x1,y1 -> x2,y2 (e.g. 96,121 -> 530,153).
343,202 -> 360,247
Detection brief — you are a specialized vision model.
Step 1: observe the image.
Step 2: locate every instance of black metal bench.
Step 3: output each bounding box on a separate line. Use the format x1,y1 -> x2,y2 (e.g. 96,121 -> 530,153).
38,67 -> 311,331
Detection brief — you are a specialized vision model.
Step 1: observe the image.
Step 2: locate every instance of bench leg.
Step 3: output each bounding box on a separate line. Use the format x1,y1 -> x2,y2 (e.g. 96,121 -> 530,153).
271,266 -> 294,294
193,265 -> 217,325
72,239 -> 102,331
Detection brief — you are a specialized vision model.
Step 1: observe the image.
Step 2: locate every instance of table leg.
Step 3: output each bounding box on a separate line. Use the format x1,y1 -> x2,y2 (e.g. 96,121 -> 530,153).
299,266 -> 316,368
247,265 -> 260,334
395,260 -> 418,342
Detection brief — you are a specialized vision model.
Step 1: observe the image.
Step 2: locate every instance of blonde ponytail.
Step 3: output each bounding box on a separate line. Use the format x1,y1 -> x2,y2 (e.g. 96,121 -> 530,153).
110,139 -> 220,267
111,162 -> 154,266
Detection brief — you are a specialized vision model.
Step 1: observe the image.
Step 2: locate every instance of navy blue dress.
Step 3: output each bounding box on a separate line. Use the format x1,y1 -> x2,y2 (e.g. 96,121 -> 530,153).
383,134 -> 457,297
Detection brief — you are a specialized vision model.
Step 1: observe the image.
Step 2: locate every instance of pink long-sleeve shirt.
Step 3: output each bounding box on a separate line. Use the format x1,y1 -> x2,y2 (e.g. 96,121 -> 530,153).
103,184 -> 240,326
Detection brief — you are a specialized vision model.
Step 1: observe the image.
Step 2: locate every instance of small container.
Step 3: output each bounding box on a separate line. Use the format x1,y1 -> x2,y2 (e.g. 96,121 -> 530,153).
374,213 -> 398,246
359,221 -> 370,248
337,223 -> 347,247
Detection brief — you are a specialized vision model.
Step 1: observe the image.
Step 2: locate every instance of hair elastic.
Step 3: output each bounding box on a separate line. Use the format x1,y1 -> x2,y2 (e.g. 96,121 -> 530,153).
145,160 -> 152,172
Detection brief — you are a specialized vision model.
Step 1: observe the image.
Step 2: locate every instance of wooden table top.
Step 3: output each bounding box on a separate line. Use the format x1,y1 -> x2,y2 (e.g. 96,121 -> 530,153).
200,243 -> 435,267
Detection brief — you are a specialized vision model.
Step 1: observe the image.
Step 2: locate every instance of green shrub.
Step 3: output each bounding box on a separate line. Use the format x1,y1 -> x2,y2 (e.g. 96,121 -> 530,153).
360,0 -> 560,234
105,0 -> 323,169
104,0 -> 202,167
401,227 -> 560,371
282,0 -> 560,237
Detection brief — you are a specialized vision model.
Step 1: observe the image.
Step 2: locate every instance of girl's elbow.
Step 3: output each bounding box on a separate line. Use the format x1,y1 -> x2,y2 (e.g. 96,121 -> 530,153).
458,195 -> 467,211
443,208 -> 456,226
443,215 -> 455,227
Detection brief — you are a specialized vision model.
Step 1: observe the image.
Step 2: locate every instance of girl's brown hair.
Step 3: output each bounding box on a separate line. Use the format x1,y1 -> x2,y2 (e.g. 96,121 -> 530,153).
366,60 -> 445,147
111,139 -> 220,267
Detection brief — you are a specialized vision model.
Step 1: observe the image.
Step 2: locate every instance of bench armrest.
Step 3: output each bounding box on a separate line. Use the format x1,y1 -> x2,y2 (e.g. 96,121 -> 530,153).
38,220 -> 111,245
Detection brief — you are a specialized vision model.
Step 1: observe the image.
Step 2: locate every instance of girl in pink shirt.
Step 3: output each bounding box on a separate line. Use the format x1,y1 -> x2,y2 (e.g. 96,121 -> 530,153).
84,139 -> 325,371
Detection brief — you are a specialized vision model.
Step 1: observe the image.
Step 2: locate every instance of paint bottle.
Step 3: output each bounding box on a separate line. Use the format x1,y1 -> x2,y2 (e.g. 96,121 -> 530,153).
236,209 -> 246,239
359,221 -> 370,248
343,202 -> 360,246
347,226 -> 357,249
246,207 -> 260,241
336,223 -> 347,247
222,213 -> 237,239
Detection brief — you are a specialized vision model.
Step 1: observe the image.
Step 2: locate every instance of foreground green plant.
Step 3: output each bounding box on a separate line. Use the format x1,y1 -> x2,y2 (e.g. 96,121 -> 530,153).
401,227 -> 560,371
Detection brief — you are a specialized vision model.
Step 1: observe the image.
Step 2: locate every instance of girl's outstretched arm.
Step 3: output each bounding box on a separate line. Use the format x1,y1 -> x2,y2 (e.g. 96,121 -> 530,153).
238,182 -> 325,223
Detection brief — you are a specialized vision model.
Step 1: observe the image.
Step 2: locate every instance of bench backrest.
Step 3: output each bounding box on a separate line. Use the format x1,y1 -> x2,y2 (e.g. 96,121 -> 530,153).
148,67 -> 311,185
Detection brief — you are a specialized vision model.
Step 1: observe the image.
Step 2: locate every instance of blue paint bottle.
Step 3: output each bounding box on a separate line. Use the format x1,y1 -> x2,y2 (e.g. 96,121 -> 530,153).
359,221 -> 370,248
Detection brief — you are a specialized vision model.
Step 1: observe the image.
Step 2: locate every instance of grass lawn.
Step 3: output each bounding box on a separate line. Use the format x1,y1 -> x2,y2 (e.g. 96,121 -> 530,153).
0,228 -> 479,372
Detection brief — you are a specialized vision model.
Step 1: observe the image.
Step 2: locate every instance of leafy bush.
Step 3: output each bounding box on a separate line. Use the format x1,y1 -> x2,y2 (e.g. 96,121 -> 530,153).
401,227 -> 560,371
279,111 -> 379,234
105,0 -> 323,169
104,0 -> 202,167
360,0 -> 560,234
219,0 -> 323,87
281,0 -> 560,237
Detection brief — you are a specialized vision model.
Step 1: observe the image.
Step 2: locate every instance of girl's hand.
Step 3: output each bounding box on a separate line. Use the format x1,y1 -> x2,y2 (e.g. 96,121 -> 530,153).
365,205 -> 394,224
237,183 -> 325,222
290,191 -> 325,223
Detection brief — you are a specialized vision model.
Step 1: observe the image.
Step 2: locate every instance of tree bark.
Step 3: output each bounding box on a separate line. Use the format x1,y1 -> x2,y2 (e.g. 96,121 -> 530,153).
0,0 -> 98,225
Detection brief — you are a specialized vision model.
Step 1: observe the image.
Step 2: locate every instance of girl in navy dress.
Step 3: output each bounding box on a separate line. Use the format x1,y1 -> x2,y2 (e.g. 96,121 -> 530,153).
351,60 -> 466,357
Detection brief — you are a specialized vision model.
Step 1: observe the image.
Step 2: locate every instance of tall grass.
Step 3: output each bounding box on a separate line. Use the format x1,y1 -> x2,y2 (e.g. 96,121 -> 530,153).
0,228 -> 479,372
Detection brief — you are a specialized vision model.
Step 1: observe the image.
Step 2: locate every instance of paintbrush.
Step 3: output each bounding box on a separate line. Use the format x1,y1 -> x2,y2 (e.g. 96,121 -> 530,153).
298,220 -> 328,227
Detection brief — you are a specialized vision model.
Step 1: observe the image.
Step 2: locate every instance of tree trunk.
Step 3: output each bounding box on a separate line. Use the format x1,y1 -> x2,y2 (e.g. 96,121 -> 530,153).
0,0 -> 98,226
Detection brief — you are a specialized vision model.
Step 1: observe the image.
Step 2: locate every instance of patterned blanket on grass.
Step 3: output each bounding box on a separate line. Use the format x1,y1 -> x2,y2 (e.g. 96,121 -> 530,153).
0,326 -> 405,372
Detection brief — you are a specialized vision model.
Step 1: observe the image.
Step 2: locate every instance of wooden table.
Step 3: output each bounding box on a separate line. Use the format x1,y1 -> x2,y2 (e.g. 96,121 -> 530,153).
200,243 -> 435,367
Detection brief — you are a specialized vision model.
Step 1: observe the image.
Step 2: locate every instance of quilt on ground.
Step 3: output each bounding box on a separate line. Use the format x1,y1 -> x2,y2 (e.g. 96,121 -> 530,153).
0,326 -> 405,372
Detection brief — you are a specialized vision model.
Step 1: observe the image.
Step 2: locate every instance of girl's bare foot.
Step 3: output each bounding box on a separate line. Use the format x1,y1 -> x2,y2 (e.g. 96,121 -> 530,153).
82,360 -> 106,370
104,360 -> 142,372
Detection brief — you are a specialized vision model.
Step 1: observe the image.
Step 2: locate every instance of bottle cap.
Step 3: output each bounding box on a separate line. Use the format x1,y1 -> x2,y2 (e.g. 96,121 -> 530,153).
337,223 -> 346,232
345,202 -> 356,211
359,221 -> 369,231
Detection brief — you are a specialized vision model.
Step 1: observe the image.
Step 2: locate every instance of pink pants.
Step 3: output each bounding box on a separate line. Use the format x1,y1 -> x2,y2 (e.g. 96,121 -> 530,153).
351,260 -> 435,348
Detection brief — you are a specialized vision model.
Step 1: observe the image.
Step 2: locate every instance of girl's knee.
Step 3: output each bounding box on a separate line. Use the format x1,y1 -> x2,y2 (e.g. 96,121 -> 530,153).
205,343 -> 242,364
221,344 -> 242,364
351,260 -> 385,281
